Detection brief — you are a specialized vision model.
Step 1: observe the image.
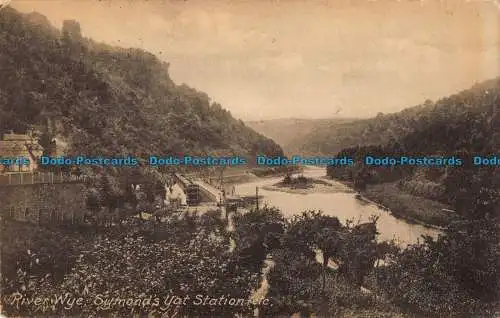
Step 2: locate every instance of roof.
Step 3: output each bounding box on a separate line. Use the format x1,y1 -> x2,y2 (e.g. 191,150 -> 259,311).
0,137 -> 44,159
0,141 -> 31,157
3,133 -> 33,141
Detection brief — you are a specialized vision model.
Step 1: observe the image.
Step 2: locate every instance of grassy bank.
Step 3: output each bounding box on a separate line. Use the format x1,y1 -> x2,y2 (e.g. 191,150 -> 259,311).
361,182 -> 452,229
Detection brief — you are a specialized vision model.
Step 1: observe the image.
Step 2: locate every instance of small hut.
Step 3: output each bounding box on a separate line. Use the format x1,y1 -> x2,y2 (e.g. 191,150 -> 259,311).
0,132 -> 44,173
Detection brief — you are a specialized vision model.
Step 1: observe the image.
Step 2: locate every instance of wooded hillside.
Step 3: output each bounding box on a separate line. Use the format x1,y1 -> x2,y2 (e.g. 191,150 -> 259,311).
299,79 -> 500,155
0,8 -> 283,160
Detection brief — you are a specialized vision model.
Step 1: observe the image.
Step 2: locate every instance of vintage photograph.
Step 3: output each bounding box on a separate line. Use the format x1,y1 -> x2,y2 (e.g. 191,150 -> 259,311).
0,0 -> 499,317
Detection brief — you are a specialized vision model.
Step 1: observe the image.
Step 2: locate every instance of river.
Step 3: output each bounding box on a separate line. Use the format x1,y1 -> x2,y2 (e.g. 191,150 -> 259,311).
233,166 -> 441,245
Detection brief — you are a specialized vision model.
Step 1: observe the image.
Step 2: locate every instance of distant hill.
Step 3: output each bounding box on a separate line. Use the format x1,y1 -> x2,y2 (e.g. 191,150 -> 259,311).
0,8 -> 283,163
299,78 -> 500,155
245,118 -> 356,155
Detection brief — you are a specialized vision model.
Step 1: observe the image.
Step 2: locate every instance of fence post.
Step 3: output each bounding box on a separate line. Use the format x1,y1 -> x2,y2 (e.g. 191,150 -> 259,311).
256,186 -> 259,210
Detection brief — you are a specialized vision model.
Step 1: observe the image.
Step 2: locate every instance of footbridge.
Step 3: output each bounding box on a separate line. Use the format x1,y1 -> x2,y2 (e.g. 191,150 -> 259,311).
173,173 -> 224,206
192,180 -> 224,203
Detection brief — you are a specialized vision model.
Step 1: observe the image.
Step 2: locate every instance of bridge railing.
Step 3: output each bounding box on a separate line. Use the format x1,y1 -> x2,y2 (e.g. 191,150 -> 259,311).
0,172 -> 89,186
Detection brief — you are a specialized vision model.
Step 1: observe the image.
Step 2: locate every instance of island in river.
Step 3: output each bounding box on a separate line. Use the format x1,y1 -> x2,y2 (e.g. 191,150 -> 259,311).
262,174 -> 354,195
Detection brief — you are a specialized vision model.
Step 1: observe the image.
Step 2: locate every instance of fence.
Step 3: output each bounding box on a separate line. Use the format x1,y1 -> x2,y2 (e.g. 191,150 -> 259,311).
3,206 -> 86,225
0,172 -> 89,186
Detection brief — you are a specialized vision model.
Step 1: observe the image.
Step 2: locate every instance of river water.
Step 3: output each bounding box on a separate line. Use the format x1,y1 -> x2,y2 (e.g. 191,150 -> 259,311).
234,166 -> 441,245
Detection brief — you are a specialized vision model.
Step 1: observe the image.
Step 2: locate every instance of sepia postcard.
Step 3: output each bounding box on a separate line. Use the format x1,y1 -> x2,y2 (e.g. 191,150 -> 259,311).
0,0 -> 499,317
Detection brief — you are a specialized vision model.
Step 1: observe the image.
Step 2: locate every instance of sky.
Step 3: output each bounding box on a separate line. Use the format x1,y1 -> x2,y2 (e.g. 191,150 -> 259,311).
10,0 -> 500,121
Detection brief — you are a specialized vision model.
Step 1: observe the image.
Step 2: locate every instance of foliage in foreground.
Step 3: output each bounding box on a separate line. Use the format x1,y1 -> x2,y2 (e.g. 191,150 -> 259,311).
1,220 -> 91,291
1,211 -> 261,317
377,218 -> 499,317
262,211 -> 399,316
2,204 -> 498,317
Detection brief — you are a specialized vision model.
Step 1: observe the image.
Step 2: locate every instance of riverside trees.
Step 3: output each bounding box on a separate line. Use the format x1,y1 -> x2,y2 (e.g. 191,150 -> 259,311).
264,210 -> 397,316
376,178 -> 500,317
376,218 -> 499,317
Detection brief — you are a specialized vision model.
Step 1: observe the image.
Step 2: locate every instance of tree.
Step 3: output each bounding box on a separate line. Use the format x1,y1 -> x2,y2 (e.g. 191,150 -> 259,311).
232,207 -> 285,272
353,169 -> 369,191
378,178 -> 500,317
85,187 -> 101,229
328,217 -> 382,288
94,174 -> 124,225
315,226 -> 341,291
283,173 -> 292,185
62,20 -> 82,40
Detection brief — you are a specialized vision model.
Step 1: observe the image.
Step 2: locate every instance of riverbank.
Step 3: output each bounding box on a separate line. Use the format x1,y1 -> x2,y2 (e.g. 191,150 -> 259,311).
344,181 -> 451,230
